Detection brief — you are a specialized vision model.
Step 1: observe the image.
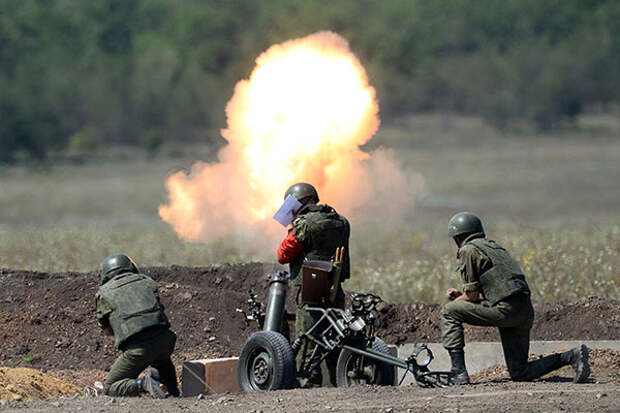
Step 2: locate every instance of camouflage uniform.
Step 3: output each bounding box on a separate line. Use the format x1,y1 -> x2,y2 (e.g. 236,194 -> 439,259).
441,233 -> 576,381
96,272 -> 179,396
288,203 -> 350,388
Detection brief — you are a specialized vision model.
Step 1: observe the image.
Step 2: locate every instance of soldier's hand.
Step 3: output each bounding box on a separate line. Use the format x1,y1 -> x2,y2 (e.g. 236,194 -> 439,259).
102,326 -> 114,337
447,288 -> 462,300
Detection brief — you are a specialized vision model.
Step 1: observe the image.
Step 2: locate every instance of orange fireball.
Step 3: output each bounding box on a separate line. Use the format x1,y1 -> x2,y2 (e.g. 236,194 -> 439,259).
159,31 -> 412,244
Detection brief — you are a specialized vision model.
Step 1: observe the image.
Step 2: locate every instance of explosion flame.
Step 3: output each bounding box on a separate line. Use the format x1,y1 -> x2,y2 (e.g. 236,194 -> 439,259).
159,31 -> 419,244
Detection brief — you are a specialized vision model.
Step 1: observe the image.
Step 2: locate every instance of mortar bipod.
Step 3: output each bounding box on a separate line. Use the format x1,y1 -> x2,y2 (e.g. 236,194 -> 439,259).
336,343 -> 455,388
404,344 -> 455,388
237,271 -> 290,330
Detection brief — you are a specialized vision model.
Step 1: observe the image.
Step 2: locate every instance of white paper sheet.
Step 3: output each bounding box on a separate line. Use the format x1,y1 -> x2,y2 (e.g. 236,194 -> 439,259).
273,195 -> 303,227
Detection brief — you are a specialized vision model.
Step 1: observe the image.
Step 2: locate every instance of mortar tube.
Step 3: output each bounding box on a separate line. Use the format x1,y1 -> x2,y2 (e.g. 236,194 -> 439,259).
263,271 -> 288,332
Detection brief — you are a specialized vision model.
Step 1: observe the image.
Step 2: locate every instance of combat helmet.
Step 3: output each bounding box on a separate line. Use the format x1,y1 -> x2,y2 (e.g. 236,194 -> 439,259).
100,253 -> 139,285
448,212 -> 485,238
284,182 -> 319,204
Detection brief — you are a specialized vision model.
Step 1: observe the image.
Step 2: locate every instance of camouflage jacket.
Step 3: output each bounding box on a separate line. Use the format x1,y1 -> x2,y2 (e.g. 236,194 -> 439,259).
289,203 -> 350,285
456,233 -> 530,305
95,272 -> 169,348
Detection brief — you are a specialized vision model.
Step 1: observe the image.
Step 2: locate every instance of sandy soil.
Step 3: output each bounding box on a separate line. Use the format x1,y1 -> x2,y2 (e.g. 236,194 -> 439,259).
0,368 -> 80,402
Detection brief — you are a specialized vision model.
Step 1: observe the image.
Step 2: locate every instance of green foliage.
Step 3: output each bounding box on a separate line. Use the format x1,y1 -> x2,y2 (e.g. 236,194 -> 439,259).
22,353 -> 34,365
139,131 -> 164,157
69,127 -> 99,153
1,0 -> 620,160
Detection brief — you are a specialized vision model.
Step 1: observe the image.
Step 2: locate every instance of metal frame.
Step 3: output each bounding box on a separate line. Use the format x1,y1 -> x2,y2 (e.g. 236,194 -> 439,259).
291,296 -> 455,388
240,285 -> 455,388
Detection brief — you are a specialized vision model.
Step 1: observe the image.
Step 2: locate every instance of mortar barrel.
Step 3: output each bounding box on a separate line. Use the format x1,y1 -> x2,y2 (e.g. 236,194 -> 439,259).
264,271 -> 288,332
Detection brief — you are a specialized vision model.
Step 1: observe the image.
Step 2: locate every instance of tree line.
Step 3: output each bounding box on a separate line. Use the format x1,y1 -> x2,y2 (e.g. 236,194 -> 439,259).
1,0 -> 619,161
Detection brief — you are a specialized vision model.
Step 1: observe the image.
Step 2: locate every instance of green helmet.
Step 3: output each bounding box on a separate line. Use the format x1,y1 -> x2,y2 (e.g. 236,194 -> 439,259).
284,182 -> 319,203
448,212 -> 485,238
100,253 -> 139,285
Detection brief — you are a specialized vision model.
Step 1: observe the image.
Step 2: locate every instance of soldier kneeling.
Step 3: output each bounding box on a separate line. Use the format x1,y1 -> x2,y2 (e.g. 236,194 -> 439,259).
95,254 -> 179,398
442,212 -> 590,385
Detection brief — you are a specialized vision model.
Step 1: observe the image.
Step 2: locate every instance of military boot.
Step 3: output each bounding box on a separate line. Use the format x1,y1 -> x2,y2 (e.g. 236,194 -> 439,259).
560,344 -> 590,383
448,349 -> 470,385
162,378 -> 180,397
516,345 -> 589,382
139,368 -> 166,398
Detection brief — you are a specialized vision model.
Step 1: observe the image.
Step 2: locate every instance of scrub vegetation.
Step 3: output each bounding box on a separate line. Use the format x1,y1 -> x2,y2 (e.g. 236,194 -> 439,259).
1,115 -> 618,303
2,0 -> 620,161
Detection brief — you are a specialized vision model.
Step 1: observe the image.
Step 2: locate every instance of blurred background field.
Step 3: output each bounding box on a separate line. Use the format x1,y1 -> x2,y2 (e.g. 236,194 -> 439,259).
1,115 -> 618,303
1,1 -> 619,304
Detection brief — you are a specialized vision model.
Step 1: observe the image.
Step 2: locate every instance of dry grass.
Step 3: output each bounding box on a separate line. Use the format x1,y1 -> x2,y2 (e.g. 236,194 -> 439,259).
1,115 -> 618,303
349,223 -> 619,303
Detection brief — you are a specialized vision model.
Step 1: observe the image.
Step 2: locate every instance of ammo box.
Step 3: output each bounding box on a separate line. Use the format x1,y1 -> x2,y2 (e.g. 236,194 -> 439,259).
301,260 -> 333,306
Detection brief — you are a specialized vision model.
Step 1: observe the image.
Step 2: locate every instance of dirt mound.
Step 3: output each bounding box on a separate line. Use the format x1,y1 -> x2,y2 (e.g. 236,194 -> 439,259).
0,367 -> 80,401
0,264 -> 618,377
471,348 -> 620,384
0,264 -> 291,373
375,296 -> 620,345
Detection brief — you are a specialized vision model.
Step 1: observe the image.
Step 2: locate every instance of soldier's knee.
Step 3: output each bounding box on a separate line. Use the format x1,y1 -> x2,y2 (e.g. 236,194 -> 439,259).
441,301 -> 459,319
440,304 -> 448,319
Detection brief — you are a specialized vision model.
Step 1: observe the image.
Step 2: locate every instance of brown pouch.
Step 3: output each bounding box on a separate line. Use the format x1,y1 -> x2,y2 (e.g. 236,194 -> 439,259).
301,260 -> 333,306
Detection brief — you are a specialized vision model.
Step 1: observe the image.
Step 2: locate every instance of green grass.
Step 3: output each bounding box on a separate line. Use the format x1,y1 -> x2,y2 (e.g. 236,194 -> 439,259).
22,354 -> 34,366
1,115 -> 618,303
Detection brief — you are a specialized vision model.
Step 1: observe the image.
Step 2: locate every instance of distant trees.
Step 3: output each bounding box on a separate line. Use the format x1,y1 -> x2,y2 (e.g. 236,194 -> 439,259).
1,0 -> 618,161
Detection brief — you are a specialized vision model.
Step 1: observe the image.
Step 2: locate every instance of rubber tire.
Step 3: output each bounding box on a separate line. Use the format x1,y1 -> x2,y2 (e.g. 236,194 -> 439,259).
335,337 -> 396,387
237,331 -> 296,392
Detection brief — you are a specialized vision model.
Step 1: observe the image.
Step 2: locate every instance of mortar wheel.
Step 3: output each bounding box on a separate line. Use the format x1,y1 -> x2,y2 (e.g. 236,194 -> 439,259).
238,331 -> 295,392
335,337 -> 396,387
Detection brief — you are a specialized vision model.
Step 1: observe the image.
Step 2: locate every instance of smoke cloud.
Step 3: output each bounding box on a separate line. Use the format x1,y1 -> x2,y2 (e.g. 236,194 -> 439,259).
159,31 -> 424,249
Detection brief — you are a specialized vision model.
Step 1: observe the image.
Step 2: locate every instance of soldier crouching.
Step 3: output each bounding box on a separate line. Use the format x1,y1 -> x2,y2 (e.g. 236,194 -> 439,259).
95,254 -> 179,398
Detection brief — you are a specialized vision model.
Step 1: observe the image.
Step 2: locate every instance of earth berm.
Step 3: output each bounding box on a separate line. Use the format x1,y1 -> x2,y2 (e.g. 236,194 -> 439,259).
0,263 -> 618,411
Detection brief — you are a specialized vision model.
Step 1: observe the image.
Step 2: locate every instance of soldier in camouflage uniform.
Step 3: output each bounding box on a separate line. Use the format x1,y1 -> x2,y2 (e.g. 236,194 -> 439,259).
442,212 -> 590,384
277,182 -> 350,388
95,254 -> 179,398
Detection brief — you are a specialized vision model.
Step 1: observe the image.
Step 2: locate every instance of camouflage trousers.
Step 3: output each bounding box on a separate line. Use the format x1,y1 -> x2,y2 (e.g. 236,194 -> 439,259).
104,327 -> 178,397
294,285 -> 345,388
441,293 -> 542,380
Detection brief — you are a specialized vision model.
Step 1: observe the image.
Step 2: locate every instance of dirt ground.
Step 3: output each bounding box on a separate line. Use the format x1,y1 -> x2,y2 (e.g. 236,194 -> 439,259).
470,348 -> 620,384
1,264 -> 619,411
1,381 -> 618,412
